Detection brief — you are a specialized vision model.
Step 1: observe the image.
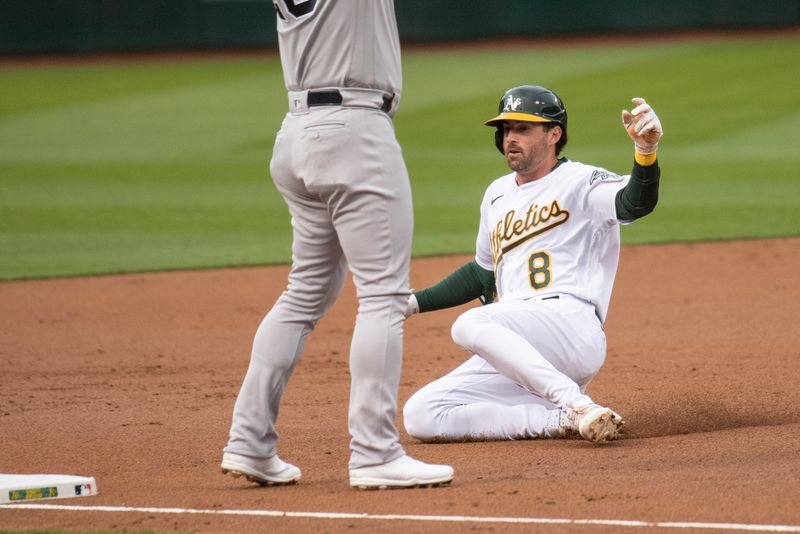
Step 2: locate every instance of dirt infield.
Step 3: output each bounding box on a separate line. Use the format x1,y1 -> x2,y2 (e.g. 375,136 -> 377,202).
1,238 -> 799,533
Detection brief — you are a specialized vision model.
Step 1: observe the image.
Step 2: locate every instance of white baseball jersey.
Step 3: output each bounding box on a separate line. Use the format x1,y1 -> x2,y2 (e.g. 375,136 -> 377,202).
475,160 -> 631,323
274,0 -> 402,97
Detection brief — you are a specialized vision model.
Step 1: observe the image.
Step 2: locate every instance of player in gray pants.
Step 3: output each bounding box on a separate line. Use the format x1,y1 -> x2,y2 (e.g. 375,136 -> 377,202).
220,0 -> 453,490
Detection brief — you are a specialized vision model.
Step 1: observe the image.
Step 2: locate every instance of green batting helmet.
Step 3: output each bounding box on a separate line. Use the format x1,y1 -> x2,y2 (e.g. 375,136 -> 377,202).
485,85 -> 568,155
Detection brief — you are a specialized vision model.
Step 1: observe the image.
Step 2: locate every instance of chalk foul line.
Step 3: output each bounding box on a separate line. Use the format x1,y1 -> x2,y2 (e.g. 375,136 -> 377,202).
4,503 -> 800,532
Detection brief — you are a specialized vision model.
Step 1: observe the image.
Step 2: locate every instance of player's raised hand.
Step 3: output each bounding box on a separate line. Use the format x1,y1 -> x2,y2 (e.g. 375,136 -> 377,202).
621,97 -> 662,154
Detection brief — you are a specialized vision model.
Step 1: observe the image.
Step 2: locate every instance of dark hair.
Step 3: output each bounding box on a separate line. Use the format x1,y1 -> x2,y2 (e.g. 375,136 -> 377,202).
545,123 -> 568,156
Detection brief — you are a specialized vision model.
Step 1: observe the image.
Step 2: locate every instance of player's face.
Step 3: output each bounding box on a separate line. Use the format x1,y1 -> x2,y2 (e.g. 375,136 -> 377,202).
503,120 -> 558,182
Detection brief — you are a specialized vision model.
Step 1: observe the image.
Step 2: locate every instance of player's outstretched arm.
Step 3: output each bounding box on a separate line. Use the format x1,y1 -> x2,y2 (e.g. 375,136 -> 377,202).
616,97 -> 663,221
405,261 -> 495,317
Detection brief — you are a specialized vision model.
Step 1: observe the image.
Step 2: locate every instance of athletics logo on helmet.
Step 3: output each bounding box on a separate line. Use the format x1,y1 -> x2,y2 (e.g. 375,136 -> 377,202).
485,85 -> 568,155
503,95 -> 522,112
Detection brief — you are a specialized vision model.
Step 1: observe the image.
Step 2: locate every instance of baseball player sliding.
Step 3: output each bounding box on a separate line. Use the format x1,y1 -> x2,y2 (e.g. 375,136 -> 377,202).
221,0 -> 453,489
403,85 -> 663,443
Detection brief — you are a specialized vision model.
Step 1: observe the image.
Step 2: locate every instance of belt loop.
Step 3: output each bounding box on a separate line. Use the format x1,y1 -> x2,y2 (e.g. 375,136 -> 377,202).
381,94 -> 393,113
288,90 -> 310,113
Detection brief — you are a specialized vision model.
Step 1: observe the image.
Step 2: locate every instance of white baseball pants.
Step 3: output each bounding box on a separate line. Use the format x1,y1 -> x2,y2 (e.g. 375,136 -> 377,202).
404,295 -> 605,441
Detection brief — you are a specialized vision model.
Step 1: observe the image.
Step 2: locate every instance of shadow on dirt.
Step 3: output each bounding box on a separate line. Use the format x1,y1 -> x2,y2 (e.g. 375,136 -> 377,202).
620,399 -> 799,439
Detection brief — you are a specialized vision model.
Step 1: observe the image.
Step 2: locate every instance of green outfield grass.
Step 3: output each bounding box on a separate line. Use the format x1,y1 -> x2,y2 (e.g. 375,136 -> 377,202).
1,34 -> 799,280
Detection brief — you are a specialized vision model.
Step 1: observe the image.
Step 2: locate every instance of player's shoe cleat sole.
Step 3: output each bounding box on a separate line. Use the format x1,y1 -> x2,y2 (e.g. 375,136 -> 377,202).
221,467 -> 299,486
578,406 -> 624,443
351,479 -> 453,490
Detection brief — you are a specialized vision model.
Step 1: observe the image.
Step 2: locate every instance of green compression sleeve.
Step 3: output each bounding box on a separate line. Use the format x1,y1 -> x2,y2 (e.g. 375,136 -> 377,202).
415,260 -> 496,313
615,159 -> 661,221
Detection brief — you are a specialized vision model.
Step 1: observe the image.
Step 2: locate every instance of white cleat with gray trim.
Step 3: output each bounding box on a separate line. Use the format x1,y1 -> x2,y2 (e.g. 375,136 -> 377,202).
350,455 -> 453,490
221,452 -> 301,486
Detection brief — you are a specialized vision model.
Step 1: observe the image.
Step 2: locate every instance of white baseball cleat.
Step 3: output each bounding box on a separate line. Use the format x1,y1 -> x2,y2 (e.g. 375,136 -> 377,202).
349,455 -> 454,490
551,409 -> 581,438
221,452 -> 301,486
566,403 -> 624,443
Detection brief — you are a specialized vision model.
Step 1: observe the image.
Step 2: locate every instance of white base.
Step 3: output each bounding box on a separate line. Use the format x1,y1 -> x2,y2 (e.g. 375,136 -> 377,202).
0,474 -> 98,504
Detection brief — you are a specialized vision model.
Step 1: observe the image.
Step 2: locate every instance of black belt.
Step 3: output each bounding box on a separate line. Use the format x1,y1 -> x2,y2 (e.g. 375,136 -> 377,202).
307,90 -> 342,106
307,90 -> 393,113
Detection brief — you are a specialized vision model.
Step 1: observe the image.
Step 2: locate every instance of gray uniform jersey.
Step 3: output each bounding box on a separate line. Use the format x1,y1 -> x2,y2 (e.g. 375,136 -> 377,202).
274,0 -> 402,99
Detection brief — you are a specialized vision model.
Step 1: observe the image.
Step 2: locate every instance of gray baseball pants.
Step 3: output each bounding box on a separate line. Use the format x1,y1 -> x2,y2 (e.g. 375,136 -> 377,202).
224,103 -> 412,470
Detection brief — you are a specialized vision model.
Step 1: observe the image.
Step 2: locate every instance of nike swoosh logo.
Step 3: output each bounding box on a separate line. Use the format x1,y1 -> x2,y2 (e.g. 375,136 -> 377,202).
491,194 -> 504,205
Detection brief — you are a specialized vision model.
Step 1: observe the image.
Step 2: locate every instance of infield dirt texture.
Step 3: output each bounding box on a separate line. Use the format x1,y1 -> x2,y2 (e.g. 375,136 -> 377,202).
1,238 -> 799,532
1,31 -> 800,533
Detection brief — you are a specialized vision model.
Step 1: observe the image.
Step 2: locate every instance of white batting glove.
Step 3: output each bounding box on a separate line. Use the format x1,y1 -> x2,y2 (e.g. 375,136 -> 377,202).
621,97 -> 663,155
405,293 -> 420,318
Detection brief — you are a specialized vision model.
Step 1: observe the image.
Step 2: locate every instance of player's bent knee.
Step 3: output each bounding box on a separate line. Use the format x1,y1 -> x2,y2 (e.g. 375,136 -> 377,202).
450,312 -> 470,347
402,392 -> 438,441
451,307 -> 485,349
